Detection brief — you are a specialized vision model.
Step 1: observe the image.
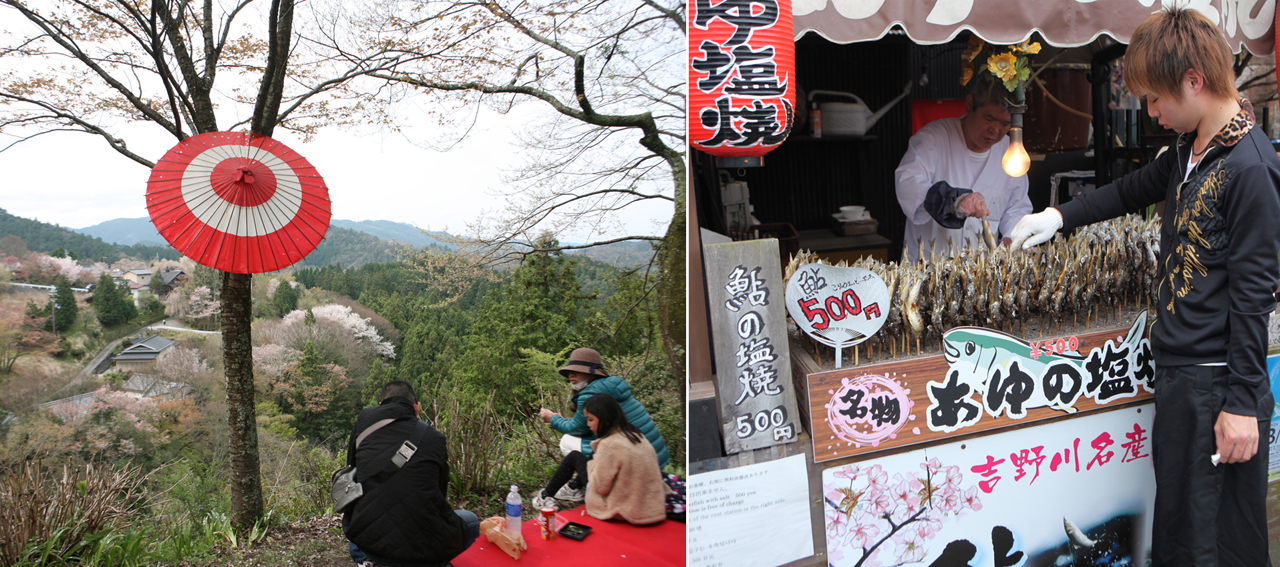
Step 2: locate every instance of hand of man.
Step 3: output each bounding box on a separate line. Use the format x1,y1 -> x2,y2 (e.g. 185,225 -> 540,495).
539,408 -> 556,424
956,192 -> 989,219
1215,411 -> 1259,464
1009,208 -> 1063,250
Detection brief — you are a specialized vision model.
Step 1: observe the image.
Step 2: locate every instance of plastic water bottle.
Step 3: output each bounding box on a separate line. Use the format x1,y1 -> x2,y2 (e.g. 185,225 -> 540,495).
505,485 -> 523,535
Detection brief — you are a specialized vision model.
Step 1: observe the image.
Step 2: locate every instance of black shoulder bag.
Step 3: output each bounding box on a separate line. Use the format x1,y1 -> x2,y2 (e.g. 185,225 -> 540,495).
332,418 -> 430,514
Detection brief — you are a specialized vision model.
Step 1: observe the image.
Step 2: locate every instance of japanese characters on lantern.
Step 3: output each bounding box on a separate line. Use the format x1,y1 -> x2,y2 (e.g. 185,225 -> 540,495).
689,0 -> 796,157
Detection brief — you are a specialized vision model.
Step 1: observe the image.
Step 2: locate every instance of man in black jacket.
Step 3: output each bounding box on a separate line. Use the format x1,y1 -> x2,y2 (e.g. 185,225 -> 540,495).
344,381 -> 479,567
1010,7 -> 1280,566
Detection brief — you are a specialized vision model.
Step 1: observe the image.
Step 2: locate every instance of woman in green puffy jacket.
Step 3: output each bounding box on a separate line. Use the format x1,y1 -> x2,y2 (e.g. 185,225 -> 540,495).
534,348 -> 669,508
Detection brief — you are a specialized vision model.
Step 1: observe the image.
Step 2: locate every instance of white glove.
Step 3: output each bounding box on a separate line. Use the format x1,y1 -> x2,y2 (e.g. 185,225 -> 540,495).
1008,208 -> 1063,250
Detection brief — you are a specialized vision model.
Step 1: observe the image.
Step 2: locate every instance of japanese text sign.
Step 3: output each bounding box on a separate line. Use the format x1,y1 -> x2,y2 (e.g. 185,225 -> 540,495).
704,239 -> 802,454
689,0 -> 795,157
822,404 -> 1155,567
785,263 -> 889,364
808,313 -> 1154,463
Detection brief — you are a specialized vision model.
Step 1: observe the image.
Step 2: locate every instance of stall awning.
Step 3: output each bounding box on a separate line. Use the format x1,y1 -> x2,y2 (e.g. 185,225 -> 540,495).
794,0 -> 1275,55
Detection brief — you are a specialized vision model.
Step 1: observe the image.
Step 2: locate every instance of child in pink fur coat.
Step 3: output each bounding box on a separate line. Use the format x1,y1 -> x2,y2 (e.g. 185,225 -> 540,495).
582,394 -> 670,525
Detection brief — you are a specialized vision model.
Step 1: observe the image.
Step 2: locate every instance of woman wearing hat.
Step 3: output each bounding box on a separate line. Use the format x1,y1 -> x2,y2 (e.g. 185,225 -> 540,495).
534,348 -> 670,508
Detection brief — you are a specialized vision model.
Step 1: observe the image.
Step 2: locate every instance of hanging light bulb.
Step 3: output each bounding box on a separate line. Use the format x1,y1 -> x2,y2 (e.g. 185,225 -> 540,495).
1002,127 -> 1030,177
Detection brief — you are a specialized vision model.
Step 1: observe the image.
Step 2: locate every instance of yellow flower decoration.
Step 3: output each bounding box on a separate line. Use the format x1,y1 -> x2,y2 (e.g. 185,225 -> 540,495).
987,52 -> 1019,82
960,60 -> 974,86
1013,40 -> 1041,54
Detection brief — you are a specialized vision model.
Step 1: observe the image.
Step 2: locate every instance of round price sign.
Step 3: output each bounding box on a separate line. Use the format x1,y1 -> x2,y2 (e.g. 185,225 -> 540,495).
785,263 -> 889,350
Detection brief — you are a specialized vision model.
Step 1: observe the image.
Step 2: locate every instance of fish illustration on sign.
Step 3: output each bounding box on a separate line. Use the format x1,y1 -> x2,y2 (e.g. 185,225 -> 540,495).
927,311 -> 1151,433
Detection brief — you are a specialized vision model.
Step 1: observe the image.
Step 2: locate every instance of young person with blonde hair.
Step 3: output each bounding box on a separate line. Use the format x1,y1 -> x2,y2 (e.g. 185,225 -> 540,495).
1010,7 -> 1280,565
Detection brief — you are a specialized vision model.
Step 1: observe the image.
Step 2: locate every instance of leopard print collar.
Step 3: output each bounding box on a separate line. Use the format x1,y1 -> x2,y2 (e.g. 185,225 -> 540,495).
1179,98 -> 1256,155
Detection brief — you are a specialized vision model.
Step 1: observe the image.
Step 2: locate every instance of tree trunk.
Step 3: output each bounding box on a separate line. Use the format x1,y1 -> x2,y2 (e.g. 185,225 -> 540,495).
658,157 -> 687,404
222,271 -> 263,528
219,0 -> 292,530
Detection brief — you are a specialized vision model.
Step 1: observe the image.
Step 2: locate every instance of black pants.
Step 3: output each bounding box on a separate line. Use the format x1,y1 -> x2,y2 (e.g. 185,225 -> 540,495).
542,451 -> 589,498
1151,365 -> 1271,567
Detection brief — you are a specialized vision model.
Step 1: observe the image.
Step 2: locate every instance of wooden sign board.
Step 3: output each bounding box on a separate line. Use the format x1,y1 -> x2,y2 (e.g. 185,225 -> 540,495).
809,312 -> 1155,463
704,239 -> 802,455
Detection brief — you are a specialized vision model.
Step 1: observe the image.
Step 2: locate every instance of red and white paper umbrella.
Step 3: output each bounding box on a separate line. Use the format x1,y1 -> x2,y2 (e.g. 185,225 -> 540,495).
146,132 -> 331,274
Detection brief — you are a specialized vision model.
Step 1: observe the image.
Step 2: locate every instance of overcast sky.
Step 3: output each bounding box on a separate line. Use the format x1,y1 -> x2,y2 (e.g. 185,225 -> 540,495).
0,104 -> 673,243
0,0 -> 675,247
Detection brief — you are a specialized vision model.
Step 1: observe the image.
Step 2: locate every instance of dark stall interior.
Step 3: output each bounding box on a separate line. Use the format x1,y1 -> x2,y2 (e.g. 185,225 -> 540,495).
693,30 -> 1182,266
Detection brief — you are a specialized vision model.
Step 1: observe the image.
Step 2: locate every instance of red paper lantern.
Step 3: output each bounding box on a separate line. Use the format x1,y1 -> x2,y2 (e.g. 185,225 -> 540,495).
689,0 -> 796,158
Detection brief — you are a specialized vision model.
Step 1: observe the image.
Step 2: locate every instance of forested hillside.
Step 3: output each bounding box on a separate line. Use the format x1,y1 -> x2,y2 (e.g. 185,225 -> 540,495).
329,219 -> 452,248
0,208 -> 180,261
292,226 -> 399,268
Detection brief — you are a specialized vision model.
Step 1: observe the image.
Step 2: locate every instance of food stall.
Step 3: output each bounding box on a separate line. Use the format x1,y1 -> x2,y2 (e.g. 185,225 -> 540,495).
687,2 -> 1280,566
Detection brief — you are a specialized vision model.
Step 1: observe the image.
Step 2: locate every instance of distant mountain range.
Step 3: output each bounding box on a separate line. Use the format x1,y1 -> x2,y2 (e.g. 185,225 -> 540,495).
68,216 -> 654,268
73,217 -> 451,248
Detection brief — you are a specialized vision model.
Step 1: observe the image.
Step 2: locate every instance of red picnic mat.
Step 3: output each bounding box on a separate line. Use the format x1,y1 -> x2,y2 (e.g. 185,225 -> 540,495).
452,506 -> 686,566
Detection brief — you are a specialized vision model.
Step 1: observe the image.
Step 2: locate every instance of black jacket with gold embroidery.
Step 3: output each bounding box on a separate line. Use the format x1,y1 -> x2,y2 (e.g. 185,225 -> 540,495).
1057,111 -> 1280,418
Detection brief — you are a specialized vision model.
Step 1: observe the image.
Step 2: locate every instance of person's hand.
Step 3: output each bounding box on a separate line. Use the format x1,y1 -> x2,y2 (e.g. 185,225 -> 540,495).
1215,411 -> 1259,464
1008,208 -> 1063,250
539,408 -> 555,424
1001,237 -> 1012,248
956,192 -> 989,219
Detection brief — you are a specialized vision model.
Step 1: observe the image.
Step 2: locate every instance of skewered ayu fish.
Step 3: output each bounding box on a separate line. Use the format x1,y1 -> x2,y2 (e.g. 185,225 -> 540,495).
782,214 -> 1162,361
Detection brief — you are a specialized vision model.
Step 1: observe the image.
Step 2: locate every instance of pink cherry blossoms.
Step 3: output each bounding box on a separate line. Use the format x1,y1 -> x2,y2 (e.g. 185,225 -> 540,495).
823,457 -> 981,567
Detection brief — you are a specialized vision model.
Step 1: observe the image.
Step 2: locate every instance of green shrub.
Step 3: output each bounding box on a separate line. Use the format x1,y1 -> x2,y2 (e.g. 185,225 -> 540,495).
429,384 -> 515,509
149,455 -> 231,526
258,431 -> 344,520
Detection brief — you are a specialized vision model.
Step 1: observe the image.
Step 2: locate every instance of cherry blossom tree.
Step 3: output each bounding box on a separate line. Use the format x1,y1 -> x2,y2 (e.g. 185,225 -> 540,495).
280,304 -> 395,359
252,343 -> 302,380
153,346 -> 211,386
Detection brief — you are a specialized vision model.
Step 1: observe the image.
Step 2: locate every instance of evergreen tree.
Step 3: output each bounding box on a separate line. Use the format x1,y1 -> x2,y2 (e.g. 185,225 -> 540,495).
120,288 -> 138,322
149,274 -> 169,298
362,359 -> 393,407
454,239 -> 588,415
95,273 -> 124,327
396,306 -> 468,394
25,299 -> 50,322
95,273 -> 136,327
268,340 -> 358,443
188,264 -> 222,297
273,281 -> 298,316
51,276 -> 78,333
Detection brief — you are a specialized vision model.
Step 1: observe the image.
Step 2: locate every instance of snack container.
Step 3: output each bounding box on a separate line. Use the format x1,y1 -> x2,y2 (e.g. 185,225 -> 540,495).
539,507 -> 556,540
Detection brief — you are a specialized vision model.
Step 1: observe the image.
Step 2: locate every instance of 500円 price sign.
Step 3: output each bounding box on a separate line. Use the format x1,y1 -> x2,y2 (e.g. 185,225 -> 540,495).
785,263 -> 890,367
704,239 -> 802,455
